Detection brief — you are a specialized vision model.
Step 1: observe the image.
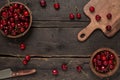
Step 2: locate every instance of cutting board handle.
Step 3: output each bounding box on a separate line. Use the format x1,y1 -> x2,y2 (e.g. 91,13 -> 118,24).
78,22 -> 97,41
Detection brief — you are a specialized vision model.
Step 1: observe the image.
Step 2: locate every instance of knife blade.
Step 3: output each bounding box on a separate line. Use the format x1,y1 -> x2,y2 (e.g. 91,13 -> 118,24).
0,68 -> 36,80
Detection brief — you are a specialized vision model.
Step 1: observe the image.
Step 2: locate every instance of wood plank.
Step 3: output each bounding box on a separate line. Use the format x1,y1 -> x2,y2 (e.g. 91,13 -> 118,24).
0,0 -> 89,21
0,57 -> 119,80
0,28 -> 120,56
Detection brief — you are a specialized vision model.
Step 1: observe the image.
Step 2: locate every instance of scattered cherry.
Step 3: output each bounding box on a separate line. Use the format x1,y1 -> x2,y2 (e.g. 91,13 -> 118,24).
25,55 -> 31,61
106,25 -> 112,31
95,15 -> 101,21
54,3 -> 60,10
69,13 -> 75,20
76,13 -> 81,19
61,63 -> 68,71
23,59 -> 28,65
20,43 -> 26,50
52,69 -> 59,76
89,6 -> 95,12
40,0 -> 47,7
76,65 -> 82,72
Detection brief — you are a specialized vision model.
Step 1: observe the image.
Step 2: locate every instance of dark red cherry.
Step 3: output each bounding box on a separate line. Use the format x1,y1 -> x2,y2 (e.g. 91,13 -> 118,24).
40,0 -> 47,7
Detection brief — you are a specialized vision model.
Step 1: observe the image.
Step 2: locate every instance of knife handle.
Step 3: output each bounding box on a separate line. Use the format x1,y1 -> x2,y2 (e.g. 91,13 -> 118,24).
12,69 -> 36,77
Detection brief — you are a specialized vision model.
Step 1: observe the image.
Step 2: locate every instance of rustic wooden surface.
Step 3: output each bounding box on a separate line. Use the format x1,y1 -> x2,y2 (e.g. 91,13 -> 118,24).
0,0 -> 120,80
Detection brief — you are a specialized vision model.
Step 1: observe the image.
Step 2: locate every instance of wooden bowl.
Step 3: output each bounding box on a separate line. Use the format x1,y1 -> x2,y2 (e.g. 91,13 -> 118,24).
90,48 -> 119,78
0,2 -> 32,38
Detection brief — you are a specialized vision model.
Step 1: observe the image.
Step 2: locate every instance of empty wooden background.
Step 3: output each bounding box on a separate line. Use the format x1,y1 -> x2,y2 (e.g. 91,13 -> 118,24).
0,0 -> 120,80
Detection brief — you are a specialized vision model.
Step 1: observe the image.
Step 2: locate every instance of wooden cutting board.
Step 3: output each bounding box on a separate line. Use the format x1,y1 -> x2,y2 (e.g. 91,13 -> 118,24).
78,0 -> 120,41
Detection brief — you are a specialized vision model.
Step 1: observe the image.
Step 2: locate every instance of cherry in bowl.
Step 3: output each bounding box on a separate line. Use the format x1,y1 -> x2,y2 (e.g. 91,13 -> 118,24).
0,2 -> 32,38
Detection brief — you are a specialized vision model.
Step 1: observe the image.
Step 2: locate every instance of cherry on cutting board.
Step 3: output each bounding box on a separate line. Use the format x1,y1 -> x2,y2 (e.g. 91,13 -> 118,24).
89,6 -> 95,12
95,15 -> 101,21
69,13 -> 75,20
107,13 -> 112,20
106,25 -> 112,31
54,3 -> 60,10
52,69 -> 59,76
40,0 -> 47,7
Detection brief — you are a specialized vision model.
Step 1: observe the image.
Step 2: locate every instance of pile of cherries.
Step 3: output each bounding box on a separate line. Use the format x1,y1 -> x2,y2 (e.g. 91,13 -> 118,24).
0,3 -> 30,36
92,50 -> 116,73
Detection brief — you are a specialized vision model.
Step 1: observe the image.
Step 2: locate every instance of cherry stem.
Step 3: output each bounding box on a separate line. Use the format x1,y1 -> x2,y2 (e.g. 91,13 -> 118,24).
81,70 -> 89,79
75,6 -> 79,13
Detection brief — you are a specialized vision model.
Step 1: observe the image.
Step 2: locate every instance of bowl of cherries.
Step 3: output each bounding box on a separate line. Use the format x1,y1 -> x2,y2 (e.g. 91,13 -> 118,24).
90,48 -> 119,78
0,2 -> 32,38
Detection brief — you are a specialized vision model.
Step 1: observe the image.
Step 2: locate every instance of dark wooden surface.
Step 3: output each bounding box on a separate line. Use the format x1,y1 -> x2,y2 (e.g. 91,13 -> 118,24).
0,0 -> 120,80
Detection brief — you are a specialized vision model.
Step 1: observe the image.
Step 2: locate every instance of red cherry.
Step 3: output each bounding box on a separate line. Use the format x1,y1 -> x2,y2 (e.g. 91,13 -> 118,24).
101,66 -> 106,72
24,11 -> 29,16
23,59 -> 28,65
11,30 -> 17,36
69,13 -> 75,19
4,29 -> 8,35
19,5 -> 24,10
103,60 -> 108,66
106,25 -> 112,31
11,23 -> 15,28
109,64 -> 114,70
52,69 -> 58,76
2,12 -> 8,18
54,3 -> 60,10
96,60 -> 102,66
61,64 -> 68,71
9,6 -> 14,12
40,0 -> 47,7
24,22 -> 29,28
20,43 -> 26,50
20,27 -> 25,33
9,17 -> 14,22
89,6 -> 95,12
1,20 -> 7,25
109,54 -> 115,60
76,13 -> 81,19
109,60 -> 113,65
0,24 -> 3,30
96,54 -> 101,60
76,65 -> 82,72
25,55 -> 31,61
95,15 -> 101,21
93,58 -> 97,63
107,13 -> 112,20
101,55 -> 107,61
13,3 -> 19,9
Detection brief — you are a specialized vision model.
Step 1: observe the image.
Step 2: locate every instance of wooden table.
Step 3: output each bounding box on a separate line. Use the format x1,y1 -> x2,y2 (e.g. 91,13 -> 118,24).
0,0 -> 120,80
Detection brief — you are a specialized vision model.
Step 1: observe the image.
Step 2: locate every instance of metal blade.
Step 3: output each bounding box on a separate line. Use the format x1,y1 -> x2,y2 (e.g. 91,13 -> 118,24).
0,68 -> 12,79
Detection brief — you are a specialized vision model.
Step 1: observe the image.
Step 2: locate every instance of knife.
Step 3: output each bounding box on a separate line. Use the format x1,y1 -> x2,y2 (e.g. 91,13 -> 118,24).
0,68 -> 36,79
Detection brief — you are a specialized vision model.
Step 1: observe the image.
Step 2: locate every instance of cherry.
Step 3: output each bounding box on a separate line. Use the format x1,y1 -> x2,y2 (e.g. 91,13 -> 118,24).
109,54 -> 115,60
96,54 -> 101,60
2,12 -> 8,18
89,6 -> 95,12
14,15 -> 19,20
103,60 -> 108,66
76,65 -> 82,72
25,55 -> 31,61
9,17 -> 14,22
101,66 -> 106,72
24,22 -> 29,28
23,59 -> 28,65
106,25 -> 112,31
0,24 -> 3,29
19,5 -> 24,10
109,64 -> 114,70
11,30 -> 16,36
11,22 -> 15,28
61,63 -> 68,71
54,3 -> 60,10
95,15 -> 101,21
20,43 -> 26,50
13,3 -> 19,9
24,11 -> 29,16
109,60 -> 113,65
107,13 -> 112,20
40,0 -> 47,7
20,27 -> 25,33
9,6 -> 14,12
76,13 -> 81,19
4,29 -> 8,35
93,58 -> 97,63
101,55 -> 107,61
96,60 -> 102,66
52,69 -> 58,76
69,13 -> 75,19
